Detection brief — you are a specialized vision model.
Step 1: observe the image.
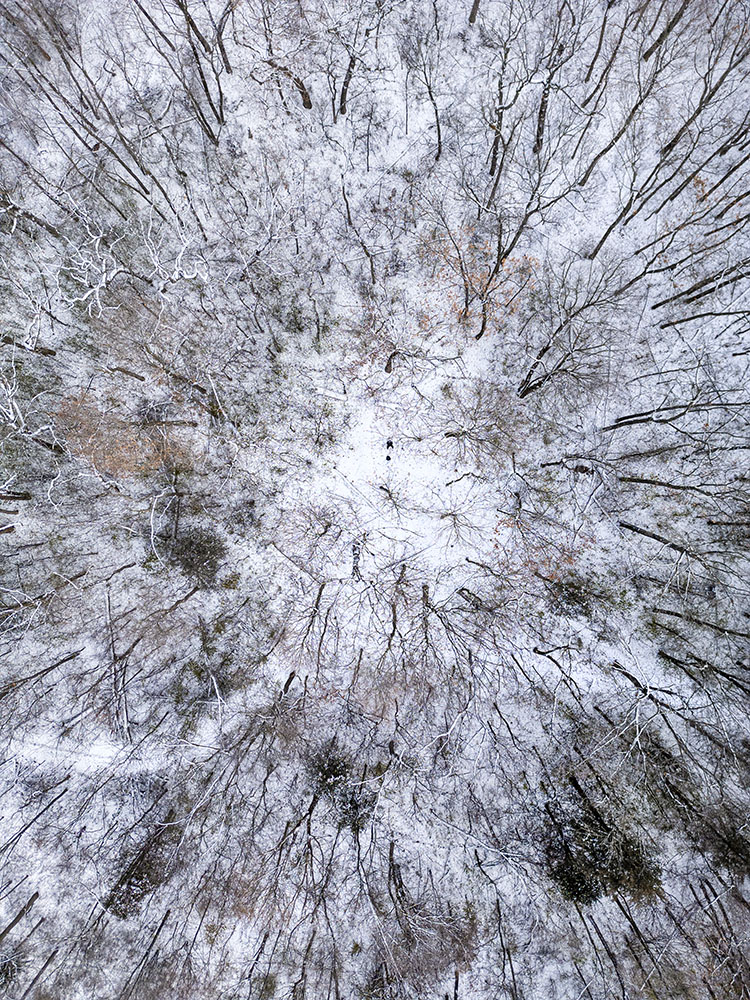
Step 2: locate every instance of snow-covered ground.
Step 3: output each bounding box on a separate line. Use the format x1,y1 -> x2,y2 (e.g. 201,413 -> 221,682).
1,1 -> 750,998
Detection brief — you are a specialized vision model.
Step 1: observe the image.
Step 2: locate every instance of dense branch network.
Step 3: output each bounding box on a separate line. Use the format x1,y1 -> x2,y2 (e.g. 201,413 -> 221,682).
1,1 -> 749,999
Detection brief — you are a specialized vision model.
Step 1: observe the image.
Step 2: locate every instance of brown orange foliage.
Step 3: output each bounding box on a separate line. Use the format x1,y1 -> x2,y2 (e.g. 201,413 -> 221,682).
416,225 -> 539,332
55,393 -> 190,478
